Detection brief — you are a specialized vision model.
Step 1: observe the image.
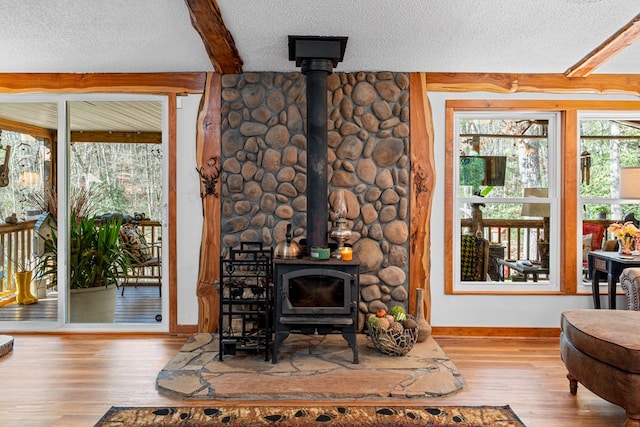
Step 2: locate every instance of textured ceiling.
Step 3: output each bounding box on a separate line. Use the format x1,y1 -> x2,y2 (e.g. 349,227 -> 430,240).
217,0 -> 640,74
0,0 -> 211,73
0,0 -> 638,74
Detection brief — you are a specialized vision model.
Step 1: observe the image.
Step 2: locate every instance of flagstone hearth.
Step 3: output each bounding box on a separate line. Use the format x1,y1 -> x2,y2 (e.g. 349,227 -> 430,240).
156,333 -> 464,400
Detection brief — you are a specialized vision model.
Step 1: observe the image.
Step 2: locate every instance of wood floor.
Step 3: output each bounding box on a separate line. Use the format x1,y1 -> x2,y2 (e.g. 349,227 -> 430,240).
0,334 -> 626,427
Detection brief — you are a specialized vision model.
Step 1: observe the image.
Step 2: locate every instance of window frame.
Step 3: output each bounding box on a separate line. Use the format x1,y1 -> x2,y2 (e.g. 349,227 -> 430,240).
451,109 -> 560,293
576,111 -> 640,292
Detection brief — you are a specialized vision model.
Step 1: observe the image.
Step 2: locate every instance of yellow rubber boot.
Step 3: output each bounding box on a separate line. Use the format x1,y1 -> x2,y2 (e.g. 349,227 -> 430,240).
15,271 -> 38,305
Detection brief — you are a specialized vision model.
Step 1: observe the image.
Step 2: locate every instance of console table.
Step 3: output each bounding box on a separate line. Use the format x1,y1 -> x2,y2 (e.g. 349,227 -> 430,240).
588,251 -> 640,309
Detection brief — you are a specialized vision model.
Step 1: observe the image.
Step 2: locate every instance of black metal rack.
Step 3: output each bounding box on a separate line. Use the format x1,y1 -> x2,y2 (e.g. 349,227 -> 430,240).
218,243 -> 273,361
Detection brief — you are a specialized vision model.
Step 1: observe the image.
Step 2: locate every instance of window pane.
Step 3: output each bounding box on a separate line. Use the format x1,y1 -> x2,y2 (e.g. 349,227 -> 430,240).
454,113 -> 556,291
68,142 -> 162,219
459,201 -> 551,283
580,119 -> 640,220
579,118 -> 640,281
458,118 -> 548,199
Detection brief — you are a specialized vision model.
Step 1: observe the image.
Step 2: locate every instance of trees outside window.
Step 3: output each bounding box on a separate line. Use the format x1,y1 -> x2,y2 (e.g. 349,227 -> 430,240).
68,142 -> 162,219
0,131 -> 48,222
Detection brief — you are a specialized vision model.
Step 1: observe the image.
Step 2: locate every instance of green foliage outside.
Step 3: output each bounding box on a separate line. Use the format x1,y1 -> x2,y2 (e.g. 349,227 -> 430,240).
458,118 -> 548,221
36,214 -> 131,289
0,130 -> 162,223
458,118 -> 640,223
579,120 -> 640,221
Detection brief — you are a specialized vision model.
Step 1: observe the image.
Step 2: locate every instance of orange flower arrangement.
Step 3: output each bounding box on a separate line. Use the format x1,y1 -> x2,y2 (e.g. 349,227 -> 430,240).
607,221 -> 639,239
608,221 -> 639,254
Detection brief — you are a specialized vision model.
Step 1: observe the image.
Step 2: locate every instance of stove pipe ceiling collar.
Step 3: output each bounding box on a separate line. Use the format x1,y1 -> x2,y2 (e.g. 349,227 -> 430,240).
288,35 -> 348,70
288,35 -> 348,251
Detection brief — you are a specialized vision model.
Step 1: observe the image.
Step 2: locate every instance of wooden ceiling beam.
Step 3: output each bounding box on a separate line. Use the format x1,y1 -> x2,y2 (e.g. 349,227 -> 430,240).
565,13 -> 640,78
0,73 -> 206,94
0,72 -> 637,97
184,0 -> 243,74
424,72 -> 640,96
70,131 -> 161,144
0,117 -> 53,141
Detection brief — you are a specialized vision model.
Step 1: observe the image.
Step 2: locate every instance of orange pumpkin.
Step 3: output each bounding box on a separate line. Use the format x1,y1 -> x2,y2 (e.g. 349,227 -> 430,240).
376,308 -> 387,318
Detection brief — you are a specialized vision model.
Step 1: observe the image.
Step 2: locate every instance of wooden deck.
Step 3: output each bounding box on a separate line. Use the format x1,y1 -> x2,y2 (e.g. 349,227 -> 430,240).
0,285 -> 162,323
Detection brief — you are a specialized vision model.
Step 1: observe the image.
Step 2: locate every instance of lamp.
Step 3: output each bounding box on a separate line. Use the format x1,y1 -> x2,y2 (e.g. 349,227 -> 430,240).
521,188 -> 550,218
521,188 -> 550,268
329,190 -> 352,259
18,171 -> 41,189
620,167 -> 640,199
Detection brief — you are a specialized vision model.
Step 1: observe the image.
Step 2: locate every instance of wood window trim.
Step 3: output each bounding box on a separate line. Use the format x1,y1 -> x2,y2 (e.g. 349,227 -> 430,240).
445,99 -> 640,296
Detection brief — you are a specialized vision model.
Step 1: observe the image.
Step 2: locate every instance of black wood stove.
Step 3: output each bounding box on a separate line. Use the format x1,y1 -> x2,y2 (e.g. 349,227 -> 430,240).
272,257 -> 360,363
269,36 -> 359,364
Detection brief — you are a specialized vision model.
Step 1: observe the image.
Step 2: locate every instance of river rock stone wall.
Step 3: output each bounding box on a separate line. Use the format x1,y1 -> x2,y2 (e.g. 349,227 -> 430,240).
220,71 -> 410,330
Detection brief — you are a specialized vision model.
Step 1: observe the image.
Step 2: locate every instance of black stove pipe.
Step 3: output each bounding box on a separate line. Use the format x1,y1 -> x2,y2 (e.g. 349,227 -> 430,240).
302,58 -> 334,250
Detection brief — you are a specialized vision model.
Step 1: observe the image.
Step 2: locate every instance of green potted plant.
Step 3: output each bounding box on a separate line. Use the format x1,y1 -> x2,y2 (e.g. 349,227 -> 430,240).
597,207 -> 609,220
37,213 -> 130,322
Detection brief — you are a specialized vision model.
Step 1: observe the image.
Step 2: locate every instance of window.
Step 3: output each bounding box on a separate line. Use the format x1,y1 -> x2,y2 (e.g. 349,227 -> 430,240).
578,114 -> 640,285
450,110 -> 559,292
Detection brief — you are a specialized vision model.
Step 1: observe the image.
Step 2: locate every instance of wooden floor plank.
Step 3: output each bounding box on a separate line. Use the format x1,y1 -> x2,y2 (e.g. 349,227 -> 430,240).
0,334 -> 627,426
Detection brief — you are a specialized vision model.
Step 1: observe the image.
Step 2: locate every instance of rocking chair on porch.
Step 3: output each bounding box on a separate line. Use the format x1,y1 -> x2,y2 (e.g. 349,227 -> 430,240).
118,224 -> 162,297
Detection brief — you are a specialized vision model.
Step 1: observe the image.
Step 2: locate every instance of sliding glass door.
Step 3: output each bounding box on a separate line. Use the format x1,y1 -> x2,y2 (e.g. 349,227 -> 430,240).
0,95 -> 168,330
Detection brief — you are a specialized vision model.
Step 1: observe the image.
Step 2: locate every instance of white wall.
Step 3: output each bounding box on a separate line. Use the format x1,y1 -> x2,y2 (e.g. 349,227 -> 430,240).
428,91 -> 637,328
174,91 -> 639,329
175,94 -> 204,325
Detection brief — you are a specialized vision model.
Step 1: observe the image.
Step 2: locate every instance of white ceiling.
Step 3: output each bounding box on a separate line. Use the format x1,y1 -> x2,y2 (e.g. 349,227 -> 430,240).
0,0 -> 638,74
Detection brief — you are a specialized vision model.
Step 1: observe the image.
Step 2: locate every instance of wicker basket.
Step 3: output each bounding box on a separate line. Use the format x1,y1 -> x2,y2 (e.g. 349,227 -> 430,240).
368,323 -> 419,356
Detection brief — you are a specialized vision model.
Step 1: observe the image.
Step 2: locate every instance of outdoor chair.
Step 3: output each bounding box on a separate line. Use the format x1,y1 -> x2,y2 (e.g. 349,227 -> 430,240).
582,223 -> 607,279
460,234 -> 489,281
118,224 -> 161,297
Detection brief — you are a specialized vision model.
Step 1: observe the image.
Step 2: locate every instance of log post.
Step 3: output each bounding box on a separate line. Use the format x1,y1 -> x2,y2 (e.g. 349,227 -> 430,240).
195,72 -> 221,332
409,72 -> 435,322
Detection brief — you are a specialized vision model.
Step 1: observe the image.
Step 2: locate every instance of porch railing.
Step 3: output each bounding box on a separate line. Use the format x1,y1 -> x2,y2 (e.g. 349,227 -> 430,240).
462,218 -> 615,261
462,218 -> 544,261
0,220 -> 37,298
0,219 -> 162,299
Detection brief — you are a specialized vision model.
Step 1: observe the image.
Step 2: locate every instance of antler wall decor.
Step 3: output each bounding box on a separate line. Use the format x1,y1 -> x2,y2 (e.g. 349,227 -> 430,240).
195,156 -> 221,198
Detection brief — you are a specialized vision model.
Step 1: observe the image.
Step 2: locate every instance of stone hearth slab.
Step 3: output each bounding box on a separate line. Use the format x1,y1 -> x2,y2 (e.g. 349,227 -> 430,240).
156,333 -> 464,400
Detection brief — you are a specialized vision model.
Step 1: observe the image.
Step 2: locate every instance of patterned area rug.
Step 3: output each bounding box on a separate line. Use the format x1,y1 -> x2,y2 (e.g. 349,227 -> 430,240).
95,405 -> 525,427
